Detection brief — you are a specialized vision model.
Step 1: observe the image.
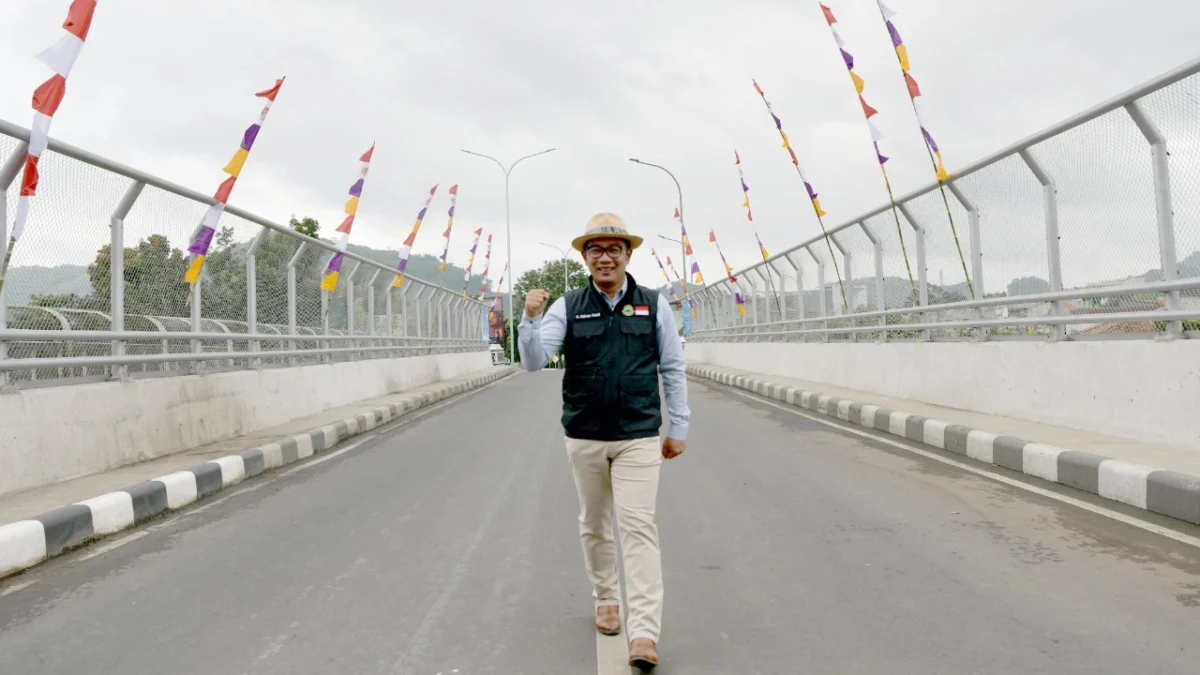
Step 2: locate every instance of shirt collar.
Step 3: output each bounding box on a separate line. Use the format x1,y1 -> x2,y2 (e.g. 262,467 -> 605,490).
592,276 -> 628,310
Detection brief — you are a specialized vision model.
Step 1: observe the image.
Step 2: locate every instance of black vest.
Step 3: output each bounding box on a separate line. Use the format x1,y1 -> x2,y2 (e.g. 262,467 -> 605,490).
561,274 -> 662,441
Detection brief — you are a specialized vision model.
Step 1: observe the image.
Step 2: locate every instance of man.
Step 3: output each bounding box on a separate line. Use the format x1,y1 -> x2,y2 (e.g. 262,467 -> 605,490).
518,212 -> 688,669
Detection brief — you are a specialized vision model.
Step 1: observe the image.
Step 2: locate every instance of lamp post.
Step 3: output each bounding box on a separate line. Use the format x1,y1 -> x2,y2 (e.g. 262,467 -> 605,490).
461,147 -> 556,364
539,242 -> 570,297
629,158 -> 686,288
658,234 -> 685,299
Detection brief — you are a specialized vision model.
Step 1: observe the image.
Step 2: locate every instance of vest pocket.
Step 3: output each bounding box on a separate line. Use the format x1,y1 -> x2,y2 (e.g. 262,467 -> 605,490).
618,374 -> 661,430
563,371 -> 604,407
571,319 -> 606,363
619,372 -> 657,398
619,318 -> 654,335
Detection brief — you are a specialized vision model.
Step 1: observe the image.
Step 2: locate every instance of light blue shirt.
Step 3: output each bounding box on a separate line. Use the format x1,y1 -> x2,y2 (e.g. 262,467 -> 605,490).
518,277 -> 690,440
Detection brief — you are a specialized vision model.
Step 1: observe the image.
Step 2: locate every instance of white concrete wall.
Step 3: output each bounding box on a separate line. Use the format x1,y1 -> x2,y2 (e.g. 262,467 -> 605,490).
686,341 -> 1200,451
0,352 -> 492,498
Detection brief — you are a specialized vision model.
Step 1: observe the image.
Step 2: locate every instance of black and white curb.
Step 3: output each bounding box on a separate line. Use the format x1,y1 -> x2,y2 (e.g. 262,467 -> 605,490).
688,364 -> 1200,527
0,366 -> 517,579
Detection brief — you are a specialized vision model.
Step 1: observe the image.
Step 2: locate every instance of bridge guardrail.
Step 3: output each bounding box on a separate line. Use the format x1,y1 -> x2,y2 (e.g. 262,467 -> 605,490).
687,57 -> 1200,344
0,121 -> 488,388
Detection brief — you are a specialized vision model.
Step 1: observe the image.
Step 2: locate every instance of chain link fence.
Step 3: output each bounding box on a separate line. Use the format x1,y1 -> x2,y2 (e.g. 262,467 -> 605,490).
0,121 -> 488,388
691,59 -> 1200,343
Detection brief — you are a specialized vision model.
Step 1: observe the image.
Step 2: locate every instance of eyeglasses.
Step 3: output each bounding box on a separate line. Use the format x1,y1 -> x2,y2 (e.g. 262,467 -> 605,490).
585,244 -> 627,259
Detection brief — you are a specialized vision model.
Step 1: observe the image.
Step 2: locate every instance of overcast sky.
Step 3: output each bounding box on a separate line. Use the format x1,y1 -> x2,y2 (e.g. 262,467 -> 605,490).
3,0 -> 1199,296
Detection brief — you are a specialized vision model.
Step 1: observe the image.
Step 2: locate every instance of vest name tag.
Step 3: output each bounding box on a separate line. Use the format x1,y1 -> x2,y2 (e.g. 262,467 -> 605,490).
574,312 -> 602,320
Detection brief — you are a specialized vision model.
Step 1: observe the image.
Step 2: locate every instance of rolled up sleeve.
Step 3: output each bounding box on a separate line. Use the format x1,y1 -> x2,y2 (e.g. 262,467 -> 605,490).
518,298 -> 566,371
656,294 -> 690,440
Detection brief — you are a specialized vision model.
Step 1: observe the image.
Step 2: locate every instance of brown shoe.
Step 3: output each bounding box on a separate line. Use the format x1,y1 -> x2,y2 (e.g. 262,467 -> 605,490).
628,638 -> 658,669
595,605 -> 621,635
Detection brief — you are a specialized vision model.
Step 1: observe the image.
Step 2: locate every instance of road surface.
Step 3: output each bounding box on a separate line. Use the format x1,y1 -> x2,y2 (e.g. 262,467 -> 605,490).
1,371 -> 1198,674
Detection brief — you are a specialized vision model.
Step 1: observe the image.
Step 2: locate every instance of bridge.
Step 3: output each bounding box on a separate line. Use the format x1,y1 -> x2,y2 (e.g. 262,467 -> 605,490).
1,54 -> 1199,674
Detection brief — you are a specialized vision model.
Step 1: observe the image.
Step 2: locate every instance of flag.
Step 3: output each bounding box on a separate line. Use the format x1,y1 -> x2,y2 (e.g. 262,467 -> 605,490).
674,207 -> 704,284
478,234 -> 493,296
751,79 -> 827,218
185,77 -> 285,283
392,184 -> 439,288
321,144 -> 375,292
2,0 -> 101,293
462,227 -> 483,299
438,185 -> 459,273
708,229 -> 746,317
734,149 -> 771,261
876,0 -> 949,180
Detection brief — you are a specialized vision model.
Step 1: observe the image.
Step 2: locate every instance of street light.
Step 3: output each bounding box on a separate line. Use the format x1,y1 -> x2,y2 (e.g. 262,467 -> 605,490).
539,242 -> 570,296
629,158 -> 686,288
656,234 -> 687,300
461,147 -> 556,364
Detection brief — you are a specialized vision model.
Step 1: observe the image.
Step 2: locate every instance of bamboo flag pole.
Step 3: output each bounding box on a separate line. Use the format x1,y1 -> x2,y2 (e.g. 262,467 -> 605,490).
873,0 -> 974,298
819,2 -> 919,306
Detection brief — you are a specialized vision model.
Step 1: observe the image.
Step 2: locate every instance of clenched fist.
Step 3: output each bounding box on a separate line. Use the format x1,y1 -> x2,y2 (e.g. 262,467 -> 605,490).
525,289 -> 551,317
662,437 -> 686,460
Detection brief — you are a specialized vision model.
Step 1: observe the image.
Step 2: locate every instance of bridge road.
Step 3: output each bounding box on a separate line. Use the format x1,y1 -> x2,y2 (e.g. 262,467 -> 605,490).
1,371 -> 1198,674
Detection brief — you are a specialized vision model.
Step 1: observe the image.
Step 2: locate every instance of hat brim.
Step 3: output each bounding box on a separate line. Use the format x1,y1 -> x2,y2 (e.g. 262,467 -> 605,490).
570,232 -> 644,252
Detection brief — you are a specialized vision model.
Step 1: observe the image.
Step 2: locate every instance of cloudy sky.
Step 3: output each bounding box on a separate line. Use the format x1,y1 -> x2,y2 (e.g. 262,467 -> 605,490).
3,0 -> 1199,297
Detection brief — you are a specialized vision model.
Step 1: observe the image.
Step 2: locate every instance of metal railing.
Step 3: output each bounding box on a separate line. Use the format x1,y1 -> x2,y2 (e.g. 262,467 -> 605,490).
688,57 -> 1200,343
0,121 -> 489,388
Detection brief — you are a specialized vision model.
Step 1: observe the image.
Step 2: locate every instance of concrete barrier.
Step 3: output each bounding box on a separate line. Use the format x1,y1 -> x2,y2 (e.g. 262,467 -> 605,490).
685,340 -> 1200,452
0,351 -> 491,498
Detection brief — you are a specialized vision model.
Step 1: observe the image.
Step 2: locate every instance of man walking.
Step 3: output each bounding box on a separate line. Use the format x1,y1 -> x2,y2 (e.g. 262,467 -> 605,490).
518,213 -> 688,669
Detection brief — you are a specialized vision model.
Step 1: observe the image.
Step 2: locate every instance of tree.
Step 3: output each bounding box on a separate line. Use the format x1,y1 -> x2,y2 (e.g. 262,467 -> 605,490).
87,233 -> 192,318
289,215 -> 320,238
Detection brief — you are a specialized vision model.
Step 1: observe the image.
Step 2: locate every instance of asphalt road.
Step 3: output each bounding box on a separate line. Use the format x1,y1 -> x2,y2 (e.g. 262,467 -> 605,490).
1,371 -> 1198,674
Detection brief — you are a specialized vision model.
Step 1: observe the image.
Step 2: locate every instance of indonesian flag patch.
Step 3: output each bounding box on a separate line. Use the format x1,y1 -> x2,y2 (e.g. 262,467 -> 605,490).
633,305 -> 650,316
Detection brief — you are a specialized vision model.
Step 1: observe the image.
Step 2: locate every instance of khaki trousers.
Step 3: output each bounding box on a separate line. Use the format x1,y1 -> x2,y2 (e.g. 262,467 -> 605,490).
564,435 -> 663,643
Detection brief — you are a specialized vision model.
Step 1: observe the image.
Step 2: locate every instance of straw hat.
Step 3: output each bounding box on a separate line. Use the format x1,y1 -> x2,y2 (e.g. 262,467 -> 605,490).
570,212 -> 645,252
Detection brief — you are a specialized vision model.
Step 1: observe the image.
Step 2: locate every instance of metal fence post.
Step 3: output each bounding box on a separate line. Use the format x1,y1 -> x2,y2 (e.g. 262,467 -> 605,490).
756,267 -> 772,326
246,227 -> 270,367
947,182 -> 984,299
366,270 -> 380,337
715,282 -> 724,329
806,246 -> 828,342
946,182 -> 987,340
438,292 -> 447,338
287,242 -> 307,365
440,293 -> 451,339
188,242 -> 203,372
109,181 -> 145,380
859,222 -> 887,342
898,204 -> 930,340
384,277 -> 393,337
431,289 -> 439,339
1019,149 -> 1065,340
400,284 -> 410,338
0,142 -> 28,389
318,260 -> 331,364
414,286 -> 425,338
767,260 -> 789,335
744,274 -> 759,331
784,253 -> 803,326
1126,100 -> 1182,336
345,261 -> 361,339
